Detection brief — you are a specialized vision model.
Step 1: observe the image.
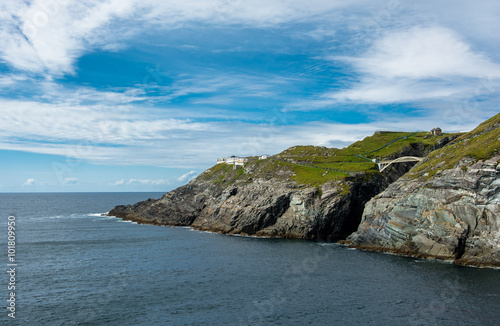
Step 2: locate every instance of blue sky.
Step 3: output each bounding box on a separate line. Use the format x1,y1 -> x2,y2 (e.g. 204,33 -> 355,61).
1,0 -> 499,192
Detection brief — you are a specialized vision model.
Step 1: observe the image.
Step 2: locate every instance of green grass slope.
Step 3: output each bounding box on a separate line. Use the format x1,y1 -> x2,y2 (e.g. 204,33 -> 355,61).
408,113 -> 500,179
200,130 -> 460,187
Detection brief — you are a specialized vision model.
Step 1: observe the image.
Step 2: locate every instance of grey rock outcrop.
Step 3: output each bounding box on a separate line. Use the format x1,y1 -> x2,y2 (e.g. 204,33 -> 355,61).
347,157 -> 500,267
109,183 -> 215,226
109,130 -> 459,242
111,122 -> 499,265
109,172 -> 390,240
346,114 -> 500,268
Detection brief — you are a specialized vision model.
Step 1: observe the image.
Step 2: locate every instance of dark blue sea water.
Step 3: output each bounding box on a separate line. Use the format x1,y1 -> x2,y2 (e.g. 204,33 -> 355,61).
1,193 -> 499,326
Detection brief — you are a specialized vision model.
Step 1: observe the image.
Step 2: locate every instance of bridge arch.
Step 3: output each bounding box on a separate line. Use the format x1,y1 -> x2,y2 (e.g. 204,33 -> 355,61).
377,156 -> 423,172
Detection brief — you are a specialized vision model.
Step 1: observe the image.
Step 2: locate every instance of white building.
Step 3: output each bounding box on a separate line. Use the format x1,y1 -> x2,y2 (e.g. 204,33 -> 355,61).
234,158 -> 248,166
217,156 -> 248,166
259,154 -> 271,160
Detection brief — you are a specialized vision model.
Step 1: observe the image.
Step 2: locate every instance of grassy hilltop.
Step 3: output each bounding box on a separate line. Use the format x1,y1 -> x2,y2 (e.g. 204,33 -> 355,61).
409,113 -> 500,179
201,130 -> 460,187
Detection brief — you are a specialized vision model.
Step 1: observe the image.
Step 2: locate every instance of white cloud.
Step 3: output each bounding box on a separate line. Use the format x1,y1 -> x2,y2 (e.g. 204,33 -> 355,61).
0,74 -> 28,87
0,0 -> 142,76
327,78 -> 472,104
63,177 -> 78,184
178,170 -> 198,182
113,179 -> 125,185
23,178 -> 36,186
0,98 -> 215,148
328,26 -> 500,104
0,105 -> 485,169
127,179 -> 168,185
1,1 -> 498,174
407,1 -> 500,49
0,0 -> 364,77
0,69 -> 304,165
346,26 -> 500,79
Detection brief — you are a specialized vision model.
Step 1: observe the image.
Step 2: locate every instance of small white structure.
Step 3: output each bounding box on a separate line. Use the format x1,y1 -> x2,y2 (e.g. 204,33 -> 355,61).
259,154 -> 271,160
234,158 -> 248,166
217,156 -> 248,167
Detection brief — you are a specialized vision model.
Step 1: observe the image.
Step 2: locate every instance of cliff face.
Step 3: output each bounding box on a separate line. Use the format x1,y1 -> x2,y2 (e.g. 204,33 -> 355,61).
189,173 -> 390,239
346,114 -> 500,267
110,172 -> 390,240
109,116 -> 500,267
110,131 -> 451,240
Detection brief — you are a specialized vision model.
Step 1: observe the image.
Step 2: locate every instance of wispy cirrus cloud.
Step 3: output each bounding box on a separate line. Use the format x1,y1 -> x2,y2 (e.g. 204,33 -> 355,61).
127,179 -> 168,185
0,93 -> 481,169
0,97 -> 216,145
0,0 -> 144,76
111,178 -> 169,187
1,0 -> 500,191
0,71 -> 295,114
0,0 -> 364,78
0,74 -> 29,87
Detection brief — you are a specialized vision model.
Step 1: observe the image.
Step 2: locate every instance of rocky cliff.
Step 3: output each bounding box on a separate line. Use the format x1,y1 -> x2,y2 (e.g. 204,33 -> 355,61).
109,131 -> 452,240
345,114 -> 500,267
110,166 -> 391,240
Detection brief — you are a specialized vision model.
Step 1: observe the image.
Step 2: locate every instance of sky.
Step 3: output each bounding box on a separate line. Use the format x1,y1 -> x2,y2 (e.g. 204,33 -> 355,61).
0,0 -> 499,192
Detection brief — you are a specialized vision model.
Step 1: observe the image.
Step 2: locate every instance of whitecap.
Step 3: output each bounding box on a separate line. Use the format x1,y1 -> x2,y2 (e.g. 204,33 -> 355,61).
88,213 -> 108,217
189,228 -> 216,234
317,242 -> 340,247
118,219 -> 137,224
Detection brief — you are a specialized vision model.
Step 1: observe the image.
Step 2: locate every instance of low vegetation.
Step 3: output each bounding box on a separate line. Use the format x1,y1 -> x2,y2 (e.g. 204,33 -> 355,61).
409,114 -> 500,178
200,128 -> 464,187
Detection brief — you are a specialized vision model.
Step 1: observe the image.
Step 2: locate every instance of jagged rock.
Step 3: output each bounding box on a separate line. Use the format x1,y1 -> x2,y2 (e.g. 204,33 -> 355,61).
109,184 -> 215,226
109,173 -> 391,240
109,126 -> 478,258
346,114 -> 500,267
108,132 -> 439,240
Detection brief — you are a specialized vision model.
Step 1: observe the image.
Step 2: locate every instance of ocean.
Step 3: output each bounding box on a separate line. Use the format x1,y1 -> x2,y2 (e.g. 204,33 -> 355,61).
1,192 -> 499,326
